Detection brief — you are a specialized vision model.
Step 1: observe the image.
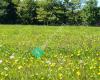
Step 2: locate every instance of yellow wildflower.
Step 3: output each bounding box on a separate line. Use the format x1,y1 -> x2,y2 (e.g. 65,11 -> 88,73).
78,50 -> 81,53
41,77 -> 44,80
58,73 -> 63,79
76,71 -> 81,76
90,66 -> 93,70
18,66 -> 23,70
98,72 -> 100,75
50,69 -> 52,72
5,60 -> 8,63
1,72 -> 4,75
50,63 -> 56,67
54,55 -> 57,58
58,66 -> 63,71
5,74 -> 8,77
14,59 -> 19,64
77,53 -> 80,56
99,66 -> 100,69
41,61 -> 44,64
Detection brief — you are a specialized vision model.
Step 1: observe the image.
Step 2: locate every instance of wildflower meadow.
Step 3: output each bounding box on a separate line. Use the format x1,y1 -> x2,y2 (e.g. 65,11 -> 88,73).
0,25 -> 100,80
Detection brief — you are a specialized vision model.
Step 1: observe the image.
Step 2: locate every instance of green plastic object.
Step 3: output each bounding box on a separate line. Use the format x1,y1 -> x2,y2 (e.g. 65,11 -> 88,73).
32,47 -> 45,59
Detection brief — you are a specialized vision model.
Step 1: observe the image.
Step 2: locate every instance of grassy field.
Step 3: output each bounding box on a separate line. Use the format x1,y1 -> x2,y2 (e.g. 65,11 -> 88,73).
0,25 -> 100,80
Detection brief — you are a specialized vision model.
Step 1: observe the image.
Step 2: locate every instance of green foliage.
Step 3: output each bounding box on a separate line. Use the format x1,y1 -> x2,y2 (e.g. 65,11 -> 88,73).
82,0 -> 98,25
4,1 -> 18,24
0,0 -> 8,23
0,0 -> 99,25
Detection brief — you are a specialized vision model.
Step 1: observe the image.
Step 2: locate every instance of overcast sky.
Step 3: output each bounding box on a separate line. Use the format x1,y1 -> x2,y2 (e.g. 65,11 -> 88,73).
61,0 -> 100,7
21,0 -> 100,6
97,0 -> 100,6
80,0 -> 100,7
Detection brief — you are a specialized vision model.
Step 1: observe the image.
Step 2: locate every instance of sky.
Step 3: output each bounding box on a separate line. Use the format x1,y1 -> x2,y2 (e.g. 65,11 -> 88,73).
21,0 -> 100,7
80,0 -> 100,7
75,0 -> 100,7
61,0 -> 100,7
97,0 -> 100,6
82,0 -> 100,7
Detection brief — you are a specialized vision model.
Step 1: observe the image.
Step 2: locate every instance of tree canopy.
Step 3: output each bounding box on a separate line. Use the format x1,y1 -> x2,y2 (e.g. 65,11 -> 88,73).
0,0 -> 100,26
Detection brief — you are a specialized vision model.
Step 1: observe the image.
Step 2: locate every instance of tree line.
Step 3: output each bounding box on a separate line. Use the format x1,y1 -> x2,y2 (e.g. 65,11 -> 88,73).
0,0 -> 100,26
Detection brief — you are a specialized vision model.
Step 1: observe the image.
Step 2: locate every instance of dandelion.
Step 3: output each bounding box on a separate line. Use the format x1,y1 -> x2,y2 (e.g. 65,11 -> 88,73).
0,60 -> 3,64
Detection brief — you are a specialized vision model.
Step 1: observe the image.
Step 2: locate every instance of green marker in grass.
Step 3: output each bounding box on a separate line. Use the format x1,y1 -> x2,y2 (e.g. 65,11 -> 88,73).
32,47 -> 45,59
32,27 -> 63,59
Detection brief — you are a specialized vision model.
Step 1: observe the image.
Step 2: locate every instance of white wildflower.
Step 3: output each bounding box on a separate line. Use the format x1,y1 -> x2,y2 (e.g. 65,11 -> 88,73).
4,67 -> 8,71
0,60 -> 3,64
46,60 -> 51,64
79,60 -> 83,64
10,53 -> 15,59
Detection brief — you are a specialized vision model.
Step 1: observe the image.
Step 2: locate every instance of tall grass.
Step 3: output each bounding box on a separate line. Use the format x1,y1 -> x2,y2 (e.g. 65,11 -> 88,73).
0,25 -> 100,80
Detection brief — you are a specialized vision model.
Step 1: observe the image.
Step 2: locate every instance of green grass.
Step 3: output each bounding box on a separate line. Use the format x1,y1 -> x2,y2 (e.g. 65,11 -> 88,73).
0,25 -> 100,80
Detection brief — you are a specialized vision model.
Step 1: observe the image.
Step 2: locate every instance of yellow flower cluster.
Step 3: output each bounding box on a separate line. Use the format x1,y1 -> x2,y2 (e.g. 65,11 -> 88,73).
58,73 -> 63,79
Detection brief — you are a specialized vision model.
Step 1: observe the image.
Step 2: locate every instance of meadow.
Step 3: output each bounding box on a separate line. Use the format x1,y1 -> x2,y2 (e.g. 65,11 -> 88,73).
0,25 -> 100,80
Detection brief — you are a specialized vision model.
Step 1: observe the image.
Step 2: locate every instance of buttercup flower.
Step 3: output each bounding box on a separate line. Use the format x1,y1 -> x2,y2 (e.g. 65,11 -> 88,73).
18,66 -> 23,70
76,71 -> 81,76
98,72 -> 100,75
58,73 -> 63,79
50,63 -> 56,67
